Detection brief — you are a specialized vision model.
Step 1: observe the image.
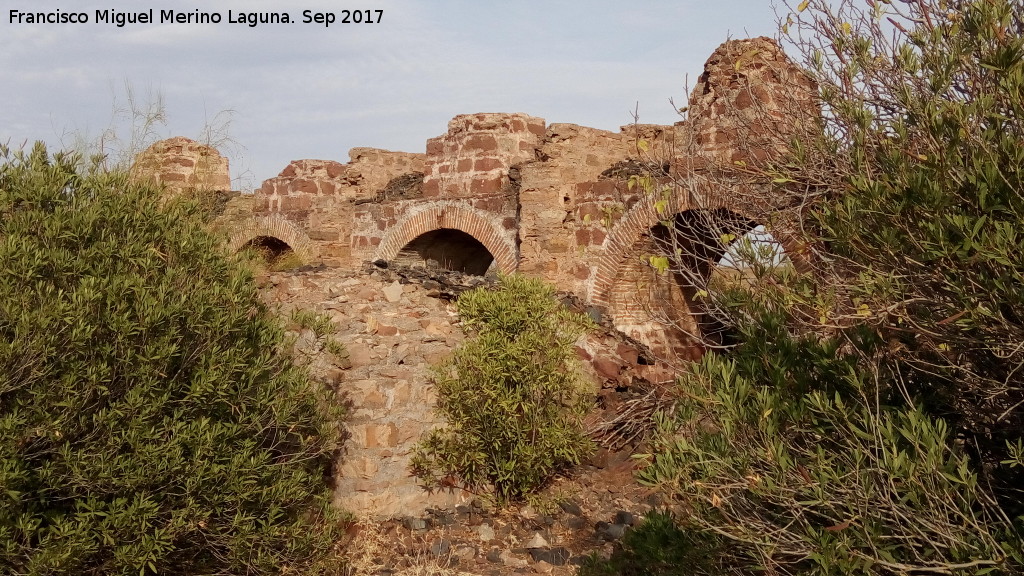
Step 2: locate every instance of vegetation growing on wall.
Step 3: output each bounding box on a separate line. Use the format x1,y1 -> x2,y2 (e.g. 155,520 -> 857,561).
0,144 -> 344,575
410,275 -> 594,503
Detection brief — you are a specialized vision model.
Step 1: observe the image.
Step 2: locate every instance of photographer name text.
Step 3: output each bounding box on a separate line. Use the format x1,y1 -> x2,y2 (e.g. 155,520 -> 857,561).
7,9 -> 383,27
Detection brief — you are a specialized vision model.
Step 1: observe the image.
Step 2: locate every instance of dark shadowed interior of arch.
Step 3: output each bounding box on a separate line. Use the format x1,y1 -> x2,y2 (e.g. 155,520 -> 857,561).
393,228 -> 495,275
649,208 -> 763,345
608,208 -> 765,361
241,235 -> 299,269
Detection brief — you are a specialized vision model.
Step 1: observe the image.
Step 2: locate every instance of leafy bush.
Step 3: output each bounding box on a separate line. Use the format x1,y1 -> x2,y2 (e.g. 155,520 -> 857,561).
626,0 -> 1024,573
0,144 -> 344,575
640,348 -> 1022,574
410,275 -> 594,502
579,510 -> 723,576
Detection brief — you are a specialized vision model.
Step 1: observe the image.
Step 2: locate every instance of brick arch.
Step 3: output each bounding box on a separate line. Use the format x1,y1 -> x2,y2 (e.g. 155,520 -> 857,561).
226,215 -> 320,264
374,203 -> 518,273
591,187 -> 700,308
590,181 -> 803,308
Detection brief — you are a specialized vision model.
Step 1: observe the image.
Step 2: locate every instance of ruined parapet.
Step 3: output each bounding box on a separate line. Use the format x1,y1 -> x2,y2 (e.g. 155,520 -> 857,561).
682,37 -> 818,173
258,159 -> 350,215
253,150 -> 425,267
422,113 -> 545,199
131,137 -> 231,195
257,149 -> 426,212
348,148 -> 425,198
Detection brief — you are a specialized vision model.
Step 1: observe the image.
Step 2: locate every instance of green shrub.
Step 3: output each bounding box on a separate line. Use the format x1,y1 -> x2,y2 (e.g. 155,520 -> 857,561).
0,144 -> 344,575
640,348 -> 1022,575
628,0 -> 1024,572
579,510 -> 724,576
410,275 -> 594,503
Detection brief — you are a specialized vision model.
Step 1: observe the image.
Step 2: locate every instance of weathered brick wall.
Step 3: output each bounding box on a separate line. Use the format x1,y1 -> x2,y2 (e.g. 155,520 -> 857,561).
518,123 -> 679,298
130,136 -> 231,194
252,149 -> 425,266
422,113 -> 544,198
679,36 -> 818,178
350,113 -> 535,269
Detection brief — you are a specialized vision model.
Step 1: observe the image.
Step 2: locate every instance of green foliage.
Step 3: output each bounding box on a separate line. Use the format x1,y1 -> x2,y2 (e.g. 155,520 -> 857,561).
784,0 -> 1024,510
579,511 -> 724,576
0,144 -> 344,575
410,275 -> 594,503
640,349 -> 1022,575
629,0 -> 1024,573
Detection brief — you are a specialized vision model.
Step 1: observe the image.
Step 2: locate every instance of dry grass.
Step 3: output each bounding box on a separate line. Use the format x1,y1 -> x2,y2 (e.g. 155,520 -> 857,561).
341,521 -> 477,576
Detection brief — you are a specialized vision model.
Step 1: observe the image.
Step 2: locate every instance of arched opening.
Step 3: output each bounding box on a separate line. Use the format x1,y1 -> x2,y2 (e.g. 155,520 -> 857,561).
608,208 -> 790,361
241,235 -> 302,271
392,228 -> 496,275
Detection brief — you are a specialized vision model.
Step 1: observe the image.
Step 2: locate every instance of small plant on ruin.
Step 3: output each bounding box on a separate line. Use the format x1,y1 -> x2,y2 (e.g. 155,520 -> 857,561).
410,275 -> 594,502
0,144 -> 344,575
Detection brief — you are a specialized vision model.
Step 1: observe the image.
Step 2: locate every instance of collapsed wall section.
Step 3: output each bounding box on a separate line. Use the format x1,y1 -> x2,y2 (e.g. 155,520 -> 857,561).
253,150 -> 425,266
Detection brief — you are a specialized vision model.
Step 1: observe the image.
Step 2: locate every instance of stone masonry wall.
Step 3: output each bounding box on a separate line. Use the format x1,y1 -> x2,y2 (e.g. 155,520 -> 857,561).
679,36 -> 818,187
131,136 -> 231,195
262,264 -> 675,519
261,266 -> 469,517
349,113 -> 539,268
517,123 -> 679,297
254,149 -> 424,266
422,113 -> 545,199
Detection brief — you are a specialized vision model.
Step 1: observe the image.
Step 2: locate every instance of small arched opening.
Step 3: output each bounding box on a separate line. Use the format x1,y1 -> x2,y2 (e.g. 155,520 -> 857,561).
240,235 -> 302,271
393,228 -> 496,275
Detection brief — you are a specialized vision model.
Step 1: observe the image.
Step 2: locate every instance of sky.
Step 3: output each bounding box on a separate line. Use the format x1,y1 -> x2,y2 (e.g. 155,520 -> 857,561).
1,1 -> 788,190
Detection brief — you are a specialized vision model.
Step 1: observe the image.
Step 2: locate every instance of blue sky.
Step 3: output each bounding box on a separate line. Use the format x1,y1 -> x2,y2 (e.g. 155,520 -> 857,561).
1,1 -> 786,189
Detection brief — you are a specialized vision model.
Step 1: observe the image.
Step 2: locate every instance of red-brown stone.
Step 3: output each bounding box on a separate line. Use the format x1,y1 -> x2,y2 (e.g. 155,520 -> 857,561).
474,158 -> 502,172
293,179 -> 318,194
471,177 -> 503,195
422,180 -> 441,197
593,357 -> 621,379
464,134 -> 498,152
281,195 -> 312,211
473,196 -> 505,211
325,162 -> 345,179
615,343 -> 639,366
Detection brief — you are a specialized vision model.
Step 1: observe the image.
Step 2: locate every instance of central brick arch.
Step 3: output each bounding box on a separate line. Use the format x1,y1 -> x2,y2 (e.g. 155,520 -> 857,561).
373,203 -> 518,273
226,215 -> 320,264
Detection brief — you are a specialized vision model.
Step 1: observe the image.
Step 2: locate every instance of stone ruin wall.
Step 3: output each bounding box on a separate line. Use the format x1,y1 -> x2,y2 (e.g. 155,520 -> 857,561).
347,113 -> 544,271
131,136 -> 231,195
130,37 -> 818,518
254,149 -> 426,266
